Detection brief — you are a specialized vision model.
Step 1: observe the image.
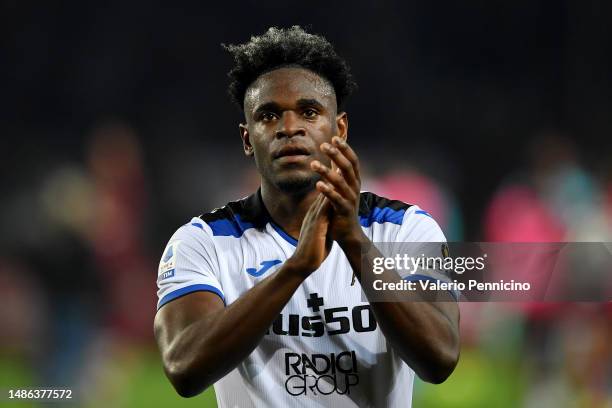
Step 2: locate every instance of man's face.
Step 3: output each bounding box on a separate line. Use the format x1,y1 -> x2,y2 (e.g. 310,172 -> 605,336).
240,67 -> 347,194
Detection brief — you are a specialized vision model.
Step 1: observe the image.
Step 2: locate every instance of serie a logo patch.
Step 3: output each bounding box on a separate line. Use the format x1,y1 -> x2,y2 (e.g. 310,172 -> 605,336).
159,240 -> 181,275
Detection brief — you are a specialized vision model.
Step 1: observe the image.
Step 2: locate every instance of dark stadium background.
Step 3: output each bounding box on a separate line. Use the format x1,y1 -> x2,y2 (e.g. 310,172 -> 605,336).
1,1 -> 610,407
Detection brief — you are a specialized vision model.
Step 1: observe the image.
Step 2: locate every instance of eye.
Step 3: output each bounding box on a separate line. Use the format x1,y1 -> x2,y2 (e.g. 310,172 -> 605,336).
260,112 -> 277,122
303,108 -> 319,119
260,112 -> 276,122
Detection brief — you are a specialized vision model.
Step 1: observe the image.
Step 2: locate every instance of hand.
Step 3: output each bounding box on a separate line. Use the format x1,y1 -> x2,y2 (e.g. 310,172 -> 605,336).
310,136 -> 364,246
287,193 -> 333,277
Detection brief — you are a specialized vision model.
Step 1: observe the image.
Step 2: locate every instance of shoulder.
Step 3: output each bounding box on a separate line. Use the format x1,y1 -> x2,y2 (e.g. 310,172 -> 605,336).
359,191 -> 413,214
195,191 -> 268,239
359,191 -> 445,241
163,197 -> 253,253
358,191 -> 414,226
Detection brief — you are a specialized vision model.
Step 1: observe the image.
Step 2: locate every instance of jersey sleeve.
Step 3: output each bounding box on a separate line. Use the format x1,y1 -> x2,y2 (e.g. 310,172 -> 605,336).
395,206 -> 459,300
156,218 -> 225,310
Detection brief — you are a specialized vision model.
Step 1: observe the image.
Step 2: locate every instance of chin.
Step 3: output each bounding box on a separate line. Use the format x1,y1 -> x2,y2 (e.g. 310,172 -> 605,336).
274,172 -> 319,195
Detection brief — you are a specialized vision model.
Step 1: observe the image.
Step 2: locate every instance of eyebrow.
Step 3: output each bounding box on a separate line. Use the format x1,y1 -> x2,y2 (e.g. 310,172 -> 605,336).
252,98 -> 326,116
253,102 -> 280,116
296,98 -> 325,110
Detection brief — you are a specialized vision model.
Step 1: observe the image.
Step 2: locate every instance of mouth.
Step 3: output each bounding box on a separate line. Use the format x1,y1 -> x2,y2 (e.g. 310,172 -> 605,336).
273,145 -> 311,162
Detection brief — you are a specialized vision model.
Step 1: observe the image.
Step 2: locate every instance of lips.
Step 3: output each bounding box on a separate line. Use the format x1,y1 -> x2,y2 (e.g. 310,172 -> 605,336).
273,145 -> 311,159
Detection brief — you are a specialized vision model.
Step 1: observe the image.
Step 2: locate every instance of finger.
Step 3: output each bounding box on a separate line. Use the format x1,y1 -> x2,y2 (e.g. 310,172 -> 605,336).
299,194 -> 328,240
316,181 -> 352,213
320,142 -> 358,190
314,193 -> 328,217
313,193 -> 333,223
310,192 -> 324,209
303,193 -> 323,222
311,160 -> 355,200
332,137 -> 361,181
320,196 -> 333,216
318,195 -> 334,222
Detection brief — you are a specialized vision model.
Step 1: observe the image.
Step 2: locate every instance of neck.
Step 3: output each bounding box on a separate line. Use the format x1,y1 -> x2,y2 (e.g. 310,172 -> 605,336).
260,180 -> 319,240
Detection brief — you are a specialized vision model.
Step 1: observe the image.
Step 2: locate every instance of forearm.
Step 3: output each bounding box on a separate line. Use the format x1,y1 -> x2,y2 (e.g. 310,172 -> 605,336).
163,260 -> 305,396
310,137 -> 459,382
339,231 -> 460,383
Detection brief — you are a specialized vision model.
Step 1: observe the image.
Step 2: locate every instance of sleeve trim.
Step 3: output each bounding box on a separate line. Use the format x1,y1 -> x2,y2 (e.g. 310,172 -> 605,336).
157,284 -> 226,310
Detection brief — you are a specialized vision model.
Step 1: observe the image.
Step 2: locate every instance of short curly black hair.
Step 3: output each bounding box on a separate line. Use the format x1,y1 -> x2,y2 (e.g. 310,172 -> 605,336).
223,26 -> 357,111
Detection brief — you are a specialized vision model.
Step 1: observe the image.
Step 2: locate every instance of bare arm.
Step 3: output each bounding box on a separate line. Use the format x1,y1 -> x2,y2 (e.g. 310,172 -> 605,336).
339,233 -> 460,383
154,262 -> 303,397
312,136 -> 460,384
154,194 -> 332,397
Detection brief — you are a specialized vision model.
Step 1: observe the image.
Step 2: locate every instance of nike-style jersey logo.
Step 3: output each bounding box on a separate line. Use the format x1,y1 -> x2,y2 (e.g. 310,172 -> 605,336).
246,260 -> 282,277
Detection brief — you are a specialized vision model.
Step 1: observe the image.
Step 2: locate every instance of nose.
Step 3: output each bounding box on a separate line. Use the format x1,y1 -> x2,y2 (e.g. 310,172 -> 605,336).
275,111 -> 305,139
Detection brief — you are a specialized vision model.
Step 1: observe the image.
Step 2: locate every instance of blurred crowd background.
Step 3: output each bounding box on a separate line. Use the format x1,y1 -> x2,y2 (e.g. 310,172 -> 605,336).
1,1 -> 611,407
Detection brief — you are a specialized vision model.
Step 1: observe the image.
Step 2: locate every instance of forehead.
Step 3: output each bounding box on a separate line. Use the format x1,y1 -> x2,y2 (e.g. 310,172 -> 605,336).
244,67 -> 336,112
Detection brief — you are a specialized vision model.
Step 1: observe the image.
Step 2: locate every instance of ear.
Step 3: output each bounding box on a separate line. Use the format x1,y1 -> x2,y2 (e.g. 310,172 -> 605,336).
239,124 -> 254,157
336,112 -> 348,142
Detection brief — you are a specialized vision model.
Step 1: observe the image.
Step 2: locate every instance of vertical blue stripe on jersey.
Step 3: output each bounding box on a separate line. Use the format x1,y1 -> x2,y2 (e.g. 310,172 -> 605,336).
158,284 -> 226,309
207,214 -> 255,237
270,222 -> 298,246
359,207 -> 405,227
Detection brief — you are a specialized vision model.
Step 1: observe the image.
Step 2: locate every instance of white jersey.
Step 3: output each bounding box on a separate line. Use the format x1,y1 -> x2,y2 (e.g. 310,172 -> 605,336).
156,190 -> 449,408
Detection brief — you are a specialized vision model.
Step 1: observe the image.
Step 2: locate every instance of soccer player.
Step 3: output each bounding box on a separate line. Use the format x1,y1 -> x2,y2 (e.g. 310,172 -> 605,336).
154,26 -> 460,407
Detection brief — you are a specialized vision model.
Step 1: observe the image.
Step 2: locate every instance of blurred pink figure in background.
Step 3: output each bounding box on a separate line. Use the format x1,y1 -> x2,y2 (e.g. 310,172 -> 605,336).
370,169 -> 463,242
484,185 -> 565,243
482,132 -> 612,407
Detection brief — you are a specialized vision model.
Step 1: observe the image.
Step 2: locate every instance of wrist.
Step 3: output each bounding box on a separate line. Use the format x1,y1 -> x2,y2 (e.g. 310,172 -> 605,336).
336,226 -> 368,251
281,256 -> 315,280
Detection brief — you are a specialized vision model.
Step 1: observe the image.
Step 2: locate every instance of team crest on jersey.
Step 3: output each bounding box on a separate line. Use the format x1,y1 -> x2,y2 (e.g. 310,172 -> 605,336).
159,240 -> 181,274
